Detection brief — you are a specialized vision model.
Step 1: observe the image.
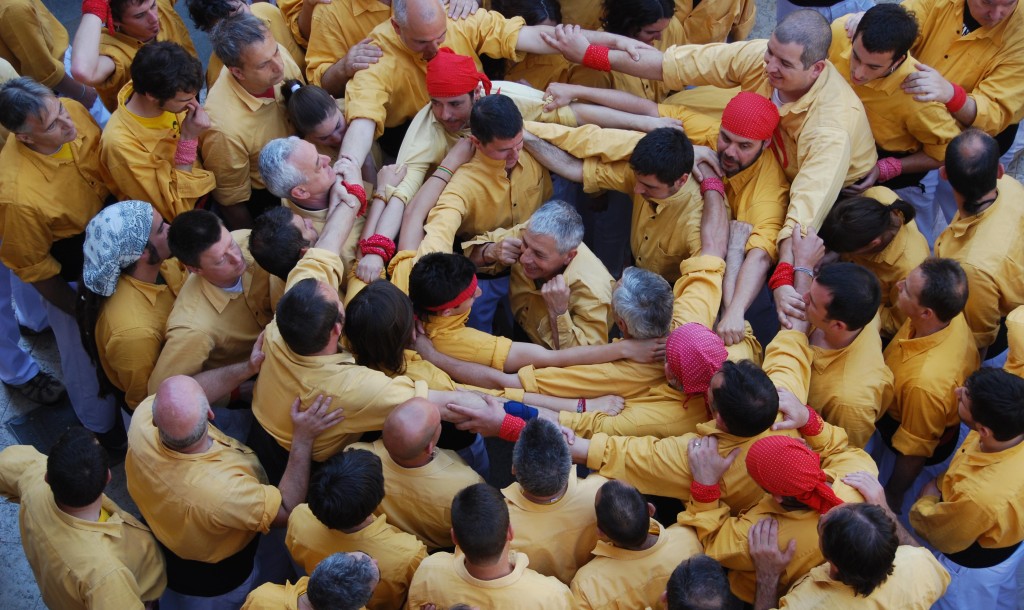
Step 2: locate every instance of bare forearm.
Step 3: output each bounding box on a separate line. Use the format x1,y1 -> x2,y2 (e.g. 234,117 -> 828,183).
297,0 -> 316,41
315,200 -> 359,254
192,361 -> 254,404
219,204 -> 253,231
70,14 -> 109,85
365,197 -> 405,240
724,249 -> 769,313
420,347 -> 520,389
320,61 -> 350,97
566,84 -> 660,116
273,438 -> 314,526
953,97 -> 978,127
896,150 -> 943,175
506,340 -> 627,372
339,118 -> 376,169
396,175 -> 447,251
522,392 -> 582,412
886,453 -> 927,506
752,572 -> 783,610
522,136 -> 584,182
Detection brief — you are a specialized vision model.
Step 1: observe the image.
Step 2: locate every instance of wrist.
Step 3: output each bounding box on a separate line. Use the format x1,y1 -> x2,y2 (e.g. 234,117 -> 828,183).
582,45 -> 612,72
690,480 -> 721,503
768,263 -> 794,291
945,83 -> 967,113
699,176 -> 726,197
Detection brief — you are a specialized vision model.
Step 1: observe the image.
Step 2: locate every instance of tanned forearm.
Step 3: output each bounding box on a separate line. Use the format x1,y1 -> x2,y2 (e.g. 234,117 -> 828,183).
522,135 -> 584,182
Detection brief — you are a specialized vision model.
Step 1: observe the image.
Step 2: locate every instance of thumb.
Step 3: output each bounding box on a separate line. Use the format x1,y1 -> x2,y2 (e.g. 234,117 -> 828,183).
783,539 -> 797,559
723,447 -> 742,467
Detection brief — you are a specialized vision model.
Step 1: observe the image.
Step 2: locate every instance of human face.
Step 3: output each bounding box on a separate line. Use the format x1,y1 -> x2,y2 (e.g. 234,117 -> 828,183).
802,280 -> 833,330
17,96 -> 77,153
633,173 -> 676,200
289,212 -> 319,245
232,32 -> 285,93
477,131 -> 524,171
956,385 -> 978,429
430,92 -> 475,134
717,127 -> 768,177
115,0 -> 161,42
305,107 -> 347,150
636,17 -> 671,45
290,140 -> 336,200
848,35 -> 901,86
160,90 -> 198,114
894,267 -> 925,319
763,35 -> 822,97
965,0 -> 1018,28
195,226 -> 247,287
148,208 -> 172,262
519,229 -> 573,281
393,12 -> 448,60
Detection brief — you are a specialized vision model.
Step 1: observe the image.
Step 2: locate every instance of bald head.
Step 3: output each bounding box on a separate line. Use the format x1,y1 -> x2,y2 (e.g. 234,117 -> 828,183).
394,0 -> 445,27
382,398 -> 442,462
153,376 -> 211,451
774,9 -> 831,67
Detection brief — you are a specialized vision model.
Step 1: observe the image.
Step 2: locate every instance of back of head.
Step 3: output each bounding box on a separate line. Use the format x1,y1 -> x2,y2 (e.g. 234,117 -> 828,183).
630,128 -> 694,186
130,41 -> 203,104
916,257 -> 968,323
186,0 -> 245,31
211,13 -> 268,68
382,398 -> 441,461
814,262 -> 882,331
392,0 -> 445,27
451,483 -> 511,564
945,129 -> 1001,214
666,554 -> 731,610
408,252 -> 477,318
307,552 -> 378,610
854,3 -> 919,60
83,200 -> 156,297
307,449 -> 385,530
711,360 -> 779,437
774,9 -> 831,68
493,0 -> 562,24
168,209 -> 225,268
344,281 -> 415,376
259,136 -> 308,200
820,503 -> 898,597
612,266 -> 673,339
665,323 -> 728,395
527,199 -> 584,254
249,206 -> 309,280
601,0 -> 673,38
0,77 -> 53,133
512,419 -> 570,497
595,480 -> 649,547
470,94 -> 523,145
153,376 -> 210,451
964,368 -> 1024,441
745,435 -> 844,515
280,81 -> 337,138
47,427 -> 109,508
276,278 -> 339,356
820,196 -> 915,253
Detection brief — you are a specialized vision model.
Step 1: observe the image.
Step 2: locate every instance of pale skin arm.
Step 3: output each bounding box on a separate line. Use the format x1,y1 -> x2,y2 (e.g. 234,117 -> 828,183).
313,161 -> 362,254
542,83 -> 678,132
719,248 -> 770,346
843,150 -> 943,195
522,131 -> 584,183
396,138 -> 476,251
539,25 -> 665,80
516,25 -> 652,60
273,395 -> 345,526
338,118 -> 378,173
844,471 -> 922,546
71,14 -> 116,86
503,336 -> 666,372
749,518 -> 796,610
354,164 -> 407,283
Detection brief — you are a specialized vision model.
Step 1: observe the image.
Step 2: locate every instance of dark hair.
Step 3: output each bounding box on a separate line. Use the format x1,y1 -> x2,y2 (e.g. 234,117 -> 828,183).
250,207 -> 310,280
168,210 -> 225,267
813,262 -> 882,331
0,77 -> 53,133
47,427 -> 109,507
451,483 -> 510,564
512,419 -> 570,497
344,281 -> 416,376
630,128 -> 694,186
186,0 -> 247,31
470,94 -> 523,145
774,9 -> 831,68
946,129 -> 1001,215
307,450 -> 385,530
712,360 -> 779,437
820,196 -> 915,253
484,0 -> 562,80
965,368 -> 1024,441
130,41 -> 203,105
276,278 -> 342,355
665,554 -> 731,610
111,0 -> 149,21
854,4 -> 919,60
595,480 -> 649,547
211,13 -> 268,68
601,0 -> 673,39
916,257 -> 968,323
820,503 -> 898,597
281,80 -> 339,138
408,253 -> 477,319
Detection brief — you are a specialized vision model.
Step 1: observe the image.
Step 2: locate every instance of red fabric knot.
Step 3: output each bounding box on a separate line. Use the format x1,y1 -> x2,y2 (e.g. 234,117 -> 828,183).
342,181 -> 368,216
745,435 -> 844,515
665,323 -> 728,396
721,91 -> 779,141
358,234 -> 397,263
426,48 -> 492,98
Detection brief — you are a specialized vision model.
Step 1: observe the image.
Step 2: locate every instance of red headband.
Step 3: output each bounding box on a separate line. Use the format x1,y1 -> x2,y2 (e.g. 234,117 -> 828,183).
426,275 -> 478,312
426,48 -> 492,98
721,91 -> 779,141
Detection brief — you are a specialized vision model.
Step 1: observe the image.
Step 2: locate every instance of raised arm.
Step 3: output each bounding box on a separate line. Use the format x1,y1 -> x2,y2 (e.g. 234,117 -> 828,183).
70,11 -> 116,86
522,130 -> 584,183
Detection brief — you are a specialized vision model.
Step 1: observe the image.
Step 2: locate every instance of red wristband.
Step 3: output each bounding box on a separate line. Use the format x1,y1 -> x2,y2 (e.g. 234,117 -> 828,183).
174,138 -> 199,166
690,480 -> 721,503
875,157 -> 903,183
768,262 -> 795,291
82,0 -> 114,33
498,414 -> 526,442
699,176 -> 726,197
945,83 -> 967,113
799,404 -> 824,437
358,234 -> 397,263
576,398 -> 586,413
582,45 -> 612,72
342,181 -> 368,216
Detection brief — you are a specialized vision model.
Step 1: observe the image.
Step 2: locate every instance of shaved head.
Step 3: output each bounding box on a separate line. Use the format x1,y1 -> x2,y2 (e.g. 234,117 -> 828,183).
153,376 -> 211,451
383,398 -> 442,462
394,0 -> 445,26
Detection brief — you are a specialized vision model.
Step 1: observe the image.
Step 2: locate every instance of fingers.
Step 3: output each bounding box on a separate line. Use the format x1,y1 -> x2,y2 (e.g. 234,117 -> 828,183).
722,447 -> 741,468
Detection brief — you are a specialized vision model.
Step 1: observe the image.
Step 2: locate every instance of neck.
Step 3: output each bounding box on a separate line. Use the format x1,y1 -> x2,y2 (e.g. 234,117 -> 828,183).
955,187 -> 998,216
176,433 -> 213,455
293,192 -> 330,211
521,485 -> 567,505
58,497 -> 104,521
980,433 -> 1024,453
392,449 -> 434,468
812,326 -> 860,349
297,594 -> 314,610
25,141 -> 63,155
314,335 -> 341,357
909,316 -> 949,339
207,272 -> 243,291
776,85 -> 811,104
125,92 -> 163,118
127,260 -> 162,285
236,74 -> 274,98
341,515 -> 374,534
464,550 -> 515,581
619,532 -> 659,552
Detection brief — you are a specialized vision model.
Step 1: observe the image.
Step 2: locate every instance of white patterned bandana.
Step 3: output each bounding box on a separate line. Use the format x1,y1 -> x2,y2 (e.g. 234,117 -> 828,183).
83,200 -> 154,297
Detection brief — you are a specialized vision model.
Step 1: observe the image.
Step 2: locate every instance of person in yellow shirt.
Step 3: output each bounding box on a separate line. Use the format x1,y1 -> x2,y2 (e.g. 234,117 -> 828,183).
909,368 -> 1024,610
878,259 -> 979,514
662,555 -> 733,610
488,0 -> 579,90
674,0 -> 755,44
570,480 -> 703,609
934,129 -> 1024,352
242,552 -> 380,610
304,0 -> 389,93
202,14 -> 306,230
99,42 -> 215,222
406,483 -> 573,609
1007,306 -> 1024,378
597,0 -> 686,103
0,428 -> 166,610
285,449 -> 427,610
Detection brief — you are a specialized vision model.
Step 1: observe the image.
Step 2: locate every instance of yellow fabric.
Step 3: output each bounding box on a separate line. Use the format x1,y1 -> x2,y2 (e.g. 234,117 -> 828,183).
148,230 -> 274,391
96,260 -> 189,410
0,100 -> 108,283
125,396 -> 281,562
610,18 -> 685,103
416,147 -> 551,256
559,0 -> 603,29
934,175 -> 1024,349
305,0 -> 391,86
570,520 -> 702,610
909,430 -> 1024,553
344,10 -> 525,136
1006,306 -> 1024,378
883,314 -> 979,457
48,142 -> 72,161
559,383 -> 708,439
100,84 -> 216,222
207,3 -> 306,90
0,445 -> 166,610
201,50 -> 304,206
95,0 -> 197,111
519,359 -> 667,401
808,315 -> 894,448
252,249 -> 428,461
464,222 -> 614,348
286,506 -> 426,610
903,0 -> 1024,135
661,40 -> 876,243
674,0 -> 756,43
777,546 -> 949,610
281,198 -> 365,291
504,53 -> 576,91
241,577 -> 308,610
274,0 -> 307,47
422,311 -> 513,370
503,471 -> 606,584
762,329 -> 814,400
390,81 -> 575,205
0,58 -> 18,153
406,550 -> 573,609
0,0 -> 68,87
349,439 -> 484,550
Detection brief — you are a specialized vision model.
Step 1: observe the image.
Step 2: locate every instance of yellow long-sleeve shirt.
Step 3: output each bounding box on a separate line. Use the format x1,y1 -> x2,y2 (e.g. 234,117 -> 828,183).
673,0 -> 756,44
1006,306 -> 1024,378
0,0 -> 67,87
206,3 -> 305,90
304,0 -> 390,86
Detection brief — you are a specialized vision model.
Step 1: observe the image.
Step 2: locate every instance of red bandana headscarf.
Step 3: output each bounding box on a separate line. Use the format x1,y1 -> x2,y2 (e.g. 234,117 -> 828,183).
745,436 -> 844,515
665,323 -> 728,395
720,91 -> 788,168
425,48 -> 492,98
